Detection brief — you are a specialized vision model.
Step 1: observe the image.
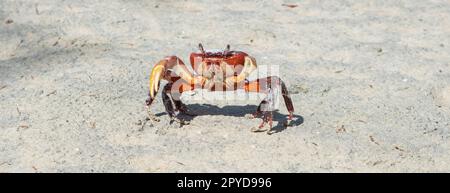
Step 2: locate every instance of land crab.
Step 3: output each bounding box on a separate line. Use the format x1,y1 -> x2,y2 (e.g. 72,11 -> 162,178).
145,44 -> 295,133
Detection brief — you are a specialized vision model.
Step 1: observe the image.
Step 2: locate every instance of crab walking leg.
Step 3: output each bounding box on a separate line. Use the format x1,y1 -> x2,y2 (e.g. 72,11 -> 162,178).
165,80 -> 197,116
244,76 -> 295,132
170,82 -> 197,116
162,82 -> 190,125
161,79 -> 200,126
162,83 -> 176,118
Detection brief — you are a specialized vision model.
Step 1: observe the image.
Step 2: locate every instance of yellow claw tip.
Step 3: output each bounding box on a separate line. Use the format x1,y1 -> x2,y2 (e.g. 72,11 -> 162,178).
149,62 -> 165,99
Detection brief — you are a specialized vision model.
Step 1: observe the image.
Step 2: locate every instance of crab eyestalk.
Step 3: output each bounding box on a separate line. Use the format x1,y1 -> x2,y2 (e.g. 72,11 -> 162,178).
198,43 -> 205,55
223,44 -> 230,55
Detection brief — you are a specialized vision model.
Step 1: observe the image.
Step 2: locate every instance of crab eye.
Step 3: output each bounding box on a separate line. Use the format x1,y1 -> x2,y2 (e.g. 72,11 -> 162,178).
198,43 -> 205,54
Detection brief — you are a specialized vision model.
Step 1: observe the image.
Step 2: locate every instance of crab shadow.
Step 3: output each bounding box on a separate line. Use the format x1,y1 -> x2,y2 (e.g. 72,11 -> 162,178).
156,104 -> 304,134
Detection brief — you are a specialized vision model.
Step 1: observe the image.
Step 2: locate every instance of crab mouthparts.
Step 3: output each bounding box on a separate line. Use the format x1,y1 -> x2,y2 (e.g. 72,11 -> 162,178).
200,65 -> 226,90
206,66 -> 224,81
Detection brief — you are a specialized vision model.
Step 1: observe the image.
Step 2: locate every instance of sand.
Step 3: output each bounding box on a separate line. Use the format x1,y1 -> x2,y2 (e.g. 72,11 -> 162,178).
1,0 -> 450,172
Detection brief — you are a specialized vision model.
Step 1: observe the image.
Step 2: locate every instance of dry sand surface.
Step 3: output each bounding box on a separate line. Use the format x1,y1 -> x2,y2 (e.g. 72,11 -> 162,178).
1,0 -> 450,172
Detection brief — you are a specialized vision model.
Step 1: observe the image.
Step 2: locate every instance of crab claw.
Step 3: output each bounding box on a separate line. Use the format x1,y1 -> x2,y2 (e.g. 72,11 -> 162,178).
149,60 -> 165,99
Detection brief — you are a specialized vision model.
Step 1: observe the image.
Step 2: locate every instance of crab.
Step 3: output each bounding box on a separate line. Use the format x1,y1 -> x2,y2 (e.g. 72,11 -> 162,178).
145,44 -> 295,133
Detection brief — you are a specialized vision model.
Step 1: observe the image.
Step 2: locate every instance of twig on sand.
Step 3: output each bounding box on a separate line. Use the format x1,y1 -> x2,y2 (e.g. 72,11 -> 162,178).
369,135 -> 379,145
175,161 -> 185,166
35,3 -> 40,15
423,128 -> 437,134
282,4 -> 298,8
394,146 -> 405,152
46,90 -> 57,96
82,92 -> 103,97
16,124 -> 29,131
16,104 -> 21,116
17,123 -> 29,129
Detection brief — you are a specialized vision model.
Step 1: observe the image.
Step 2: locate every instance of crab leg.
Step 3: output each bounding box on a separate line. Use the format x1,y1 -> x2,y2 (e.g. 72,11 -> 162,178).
162,82 -> 192,125
222,55 -> 294,133
244,76 -> 295,133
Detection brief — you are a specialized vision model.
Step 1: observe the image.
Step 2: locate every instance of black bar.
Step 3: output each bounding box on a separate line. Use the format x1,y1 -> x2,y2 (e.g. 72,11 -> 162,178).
0,173 -> 445,192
